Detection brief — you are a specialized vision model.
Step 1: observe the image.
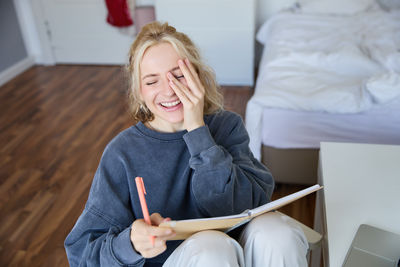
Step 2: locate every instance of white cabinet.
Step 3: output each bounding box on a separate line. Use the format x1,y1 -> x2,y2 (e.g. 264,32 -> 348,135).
313,142 -> 400,266
155,0 -> 255,86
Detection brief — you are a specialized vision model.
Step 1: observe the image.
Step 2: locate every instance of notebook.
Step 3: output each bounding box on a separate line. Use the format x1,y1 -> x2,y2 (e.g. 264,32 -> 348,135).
159,184 -> 323,240
343,224 -> 400,267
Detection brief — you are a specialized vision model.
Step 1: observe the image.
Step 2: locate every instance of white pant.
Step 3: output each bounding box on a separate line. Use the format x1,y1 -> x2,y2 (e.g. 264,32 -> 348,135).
163,212 -> 309,267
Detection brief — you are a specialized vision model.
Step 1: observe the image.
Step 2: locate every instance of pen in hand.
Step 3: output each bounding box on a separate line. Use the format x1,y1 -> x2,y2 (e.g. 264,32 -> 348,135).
135,177 -> 155,246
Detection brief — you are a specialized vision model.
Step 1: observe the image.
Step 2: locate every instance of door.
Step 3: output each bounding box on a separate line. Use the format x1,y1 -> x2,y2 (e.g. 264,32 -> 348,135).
37,0 -> 137,64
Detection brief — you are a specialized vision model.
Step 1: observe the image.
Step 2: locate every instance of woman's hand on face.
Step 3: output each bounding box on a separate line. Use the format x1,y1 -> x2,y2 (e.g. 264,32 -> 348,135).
167,58 -> 205,132
130,213 -> 175,258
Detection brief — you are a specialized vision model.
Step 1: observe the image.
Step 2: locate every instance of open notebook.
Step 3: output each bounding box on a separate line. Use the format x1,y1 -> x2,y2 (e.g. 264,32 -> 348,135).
159,184 -> 323,240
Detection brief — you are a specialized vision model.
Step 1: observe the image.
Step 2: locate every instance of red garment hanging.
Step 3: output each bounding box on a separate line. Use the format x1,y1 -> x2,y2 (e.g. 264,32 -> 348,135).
105,0 -> 133,27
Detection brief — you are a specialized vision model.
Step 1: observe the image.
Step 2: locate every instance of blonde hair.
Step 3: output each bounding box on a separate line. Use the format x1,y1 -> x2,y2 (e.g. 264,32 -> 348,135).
126,21 -> 223,124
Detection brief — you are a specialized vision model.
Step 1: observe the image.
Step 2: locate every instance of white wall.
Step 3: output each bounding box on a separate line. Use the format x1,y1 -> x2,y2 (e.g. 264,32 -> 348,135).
136,0 -> 155,5
11,0 -> 293,74
156,0 -> 256,85
256,0 -> 296,29
255,0 -> 297,66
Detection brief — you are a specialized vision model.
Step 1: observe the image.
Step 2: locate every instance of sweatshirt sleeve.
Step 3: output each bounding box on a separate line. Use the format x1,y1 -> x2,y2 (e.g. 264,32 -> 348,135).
183,112 -> 275,217
64,143 -> 145,267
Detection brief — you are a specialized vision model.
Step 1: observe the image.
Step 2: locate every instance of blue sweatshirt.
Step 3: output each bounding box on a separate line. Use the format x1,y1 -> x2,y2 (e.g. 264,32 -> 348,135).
64,110 -> 274,266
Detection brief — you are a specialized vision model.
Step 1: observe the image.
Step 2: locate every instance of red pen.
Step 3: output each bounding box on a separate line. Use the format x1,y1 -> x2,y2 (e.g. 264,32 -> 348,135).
135,177 -> 155,246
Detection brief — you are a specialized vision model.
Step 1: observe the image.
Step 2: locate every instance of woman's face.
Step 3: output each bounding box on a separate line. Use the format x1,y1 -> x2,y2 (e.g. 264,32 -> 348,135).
140,42 -> 188,132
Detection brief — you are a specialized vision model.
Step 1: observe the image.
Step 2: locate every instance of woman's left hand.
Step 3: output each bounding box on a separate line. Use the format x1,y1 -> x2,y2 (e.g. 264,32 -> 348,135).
167,58 -> 205,132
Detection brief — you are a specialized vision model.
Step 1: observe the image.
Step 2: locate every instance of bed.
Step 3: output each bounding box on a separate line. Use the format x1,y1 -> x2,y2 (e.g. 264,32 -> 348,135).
246,0 -> 400,184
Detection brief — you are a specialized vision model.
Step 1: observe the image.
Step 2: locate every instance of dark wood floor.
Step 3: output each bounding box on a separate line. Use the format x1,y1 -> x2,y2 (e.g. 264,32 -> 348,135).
0,65 -> 315,266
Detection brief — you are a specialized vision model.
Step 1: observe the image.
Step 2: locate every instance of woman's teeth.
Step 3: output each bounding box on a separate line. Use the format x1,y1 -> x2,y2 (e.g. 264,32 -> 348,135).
160,100 -> 181,107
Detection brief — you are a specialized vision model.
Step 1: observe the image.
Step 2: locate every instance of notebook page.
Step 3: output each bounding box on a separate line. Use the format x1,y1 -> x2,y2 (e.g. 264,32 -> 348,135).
250,184 -> 322,217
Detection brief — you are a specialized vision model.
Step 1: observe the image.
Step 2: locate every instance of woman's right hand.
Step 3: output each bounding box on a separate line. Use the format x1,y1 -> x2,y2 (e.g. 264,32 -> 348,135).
130,213 -> 176,258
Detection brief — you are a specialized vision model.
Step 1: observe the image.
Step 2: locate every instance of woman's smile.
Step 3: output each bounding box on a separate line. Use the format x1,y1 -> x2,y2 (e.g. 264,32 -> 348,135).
159,99 -> 182,108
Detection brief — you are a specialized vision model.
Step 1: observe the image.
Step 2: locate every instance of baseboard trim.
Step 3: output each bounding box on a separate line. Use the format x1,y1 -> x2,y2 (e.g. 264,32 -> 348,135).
0,56 -> 35,87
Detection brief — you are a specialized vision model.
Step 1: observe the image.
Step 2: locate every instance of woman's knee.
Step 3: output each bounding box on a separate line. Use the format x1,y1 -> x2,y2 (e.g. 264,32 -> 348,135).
239,212 -> 309,267
188,230 -> 238,251
164,230 -> 244,267
240,212 -> 309,253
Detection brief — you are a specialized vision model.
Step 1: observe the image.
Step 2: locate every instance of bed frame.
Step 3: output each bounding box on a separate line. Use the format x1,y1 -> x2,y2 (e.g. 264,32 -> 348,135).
262,145 -> 319,185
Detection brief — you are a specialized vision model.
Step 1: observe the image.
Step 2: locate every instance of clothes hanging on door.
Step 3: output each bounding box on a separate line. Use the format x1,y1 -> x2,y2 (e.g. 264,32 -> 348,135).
105,0 -> 134,27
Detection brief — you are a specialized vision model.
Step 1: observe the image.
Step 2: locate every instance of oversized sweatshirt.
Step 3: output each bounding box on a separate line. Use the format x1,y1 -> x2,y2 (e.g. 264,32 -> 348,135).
64,110 -> 275,267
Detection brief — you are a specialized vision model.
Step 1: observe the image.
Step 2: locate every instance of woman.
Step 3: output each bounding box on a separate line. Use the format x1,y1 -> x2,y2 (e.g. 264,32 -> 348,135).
65,21 -> 308,267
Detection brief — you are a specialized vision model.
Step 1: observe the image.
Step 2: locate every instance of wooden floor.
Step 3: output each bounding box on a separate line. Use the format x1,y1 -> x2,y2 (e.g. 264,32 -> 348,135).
0,65 -> 315,266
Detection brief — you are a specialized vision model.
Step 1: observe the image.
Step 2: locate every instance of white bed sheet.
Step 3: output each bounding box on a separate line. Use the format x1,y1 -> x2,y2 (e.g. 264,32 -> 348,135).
253,8 -> 400,114
261,97 -> 400,149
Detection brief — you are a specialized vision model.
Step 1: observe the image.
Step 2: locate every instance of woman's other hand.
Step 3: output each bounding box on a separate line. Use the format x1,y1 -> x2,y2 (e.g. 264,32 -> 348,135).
167,58 -> 205,132
130,213 -> 175,258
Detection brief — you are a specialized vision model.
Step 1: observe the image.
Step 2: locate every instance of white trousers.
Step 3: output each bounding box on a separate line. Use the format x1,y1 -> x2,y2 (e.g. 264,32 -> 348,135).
163,212 -> 309,267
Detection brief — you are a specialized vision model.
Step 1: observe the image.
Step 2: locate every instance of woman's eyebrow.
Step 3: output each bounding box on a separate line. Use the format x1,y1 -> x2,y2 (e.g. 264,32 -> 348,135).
142,66 -> 180,80
142,73 -> 158,80
169,66 -> 180,72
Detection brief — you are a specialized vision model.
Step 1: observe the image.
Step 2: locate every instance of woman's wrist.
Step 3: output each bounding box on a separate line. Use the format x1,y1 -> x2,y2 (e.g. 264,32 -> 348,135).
186,121 -> 205,132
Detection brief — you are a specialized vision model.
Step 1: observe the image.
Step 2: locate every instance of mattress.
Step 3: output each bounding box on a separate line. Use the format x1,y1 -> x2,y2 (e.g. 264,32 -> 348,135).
262,97 -> 400,149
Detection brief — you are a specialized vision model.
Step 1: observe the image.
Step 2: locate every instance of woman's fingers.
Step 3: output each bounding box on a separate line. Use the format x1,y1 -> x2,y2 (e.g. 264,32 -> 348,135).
131,220 -> 169,242
177,59 -> 195,87
177,59 -> 204,97
184,58 -> 203,92
167,58 -> 205,132
134,233 -> 172,249
150,213 -> 165,226
146,225 -> 172,238
168,74 -> 196,104
167,58 -> 204,101
130,217 -> 175,258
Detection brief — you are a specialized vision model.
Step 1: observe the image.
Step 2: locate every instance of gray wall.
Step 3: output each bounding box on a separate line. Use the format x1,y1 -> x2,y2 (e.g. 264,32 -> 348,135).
0,0 -> 28,72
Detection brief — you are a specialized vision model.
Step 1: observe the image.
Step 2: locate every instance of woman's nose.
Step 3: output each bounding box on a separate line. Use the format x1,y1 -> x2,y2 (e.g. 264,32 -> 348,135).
161,78 -> 175,96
